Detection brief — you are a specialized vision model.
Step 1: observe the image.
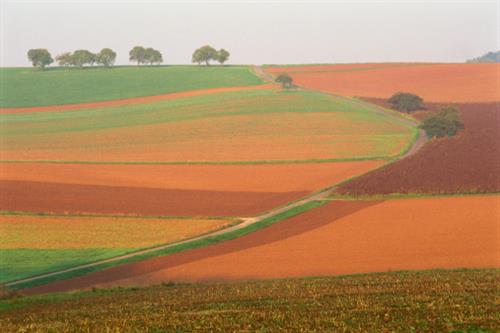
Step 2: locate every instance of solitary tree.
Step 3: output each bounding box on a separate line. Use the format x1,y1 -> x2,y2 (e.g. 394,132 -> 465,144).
388,92 -> 423,112
27,49 -> 53,69
96,48 -> 117,67
55,52 -> 73,67
216,49 -> 230,65
275,73 -> 294,89
72,50 -> 96,67
419,106 -> 464,138
129,46 -> 146,65
192,45 -> 218,66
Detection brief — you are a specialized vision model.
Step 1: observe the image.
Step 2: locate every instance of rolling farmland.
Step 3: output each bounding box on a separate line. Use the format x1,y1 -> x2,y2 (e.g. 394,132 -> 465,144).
0,65 -> 417,288
2,2 -> 499,331
1,63 -> 497,333
21,195 -> 498,294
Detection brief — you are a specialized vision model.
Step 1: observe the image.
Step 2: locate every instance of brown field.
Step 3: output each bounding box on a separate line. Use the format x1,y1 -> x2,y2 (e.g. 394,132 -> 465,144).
0,161 -> 384,216
0,84 -> 275,114
23,195 -> 499,294
337,102 -> 500,195
268,63 -> 500,103
0,215 -> 231,249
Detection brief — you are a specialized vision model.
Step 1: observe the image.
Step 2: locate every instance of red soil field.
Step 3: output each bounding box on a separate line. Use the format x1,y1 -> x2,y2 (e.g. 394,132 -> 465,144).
0,84 -> 275,114
271,63 -> 500,103
0,180 -> 308,217
0,161 -> 384,192
24,195 -> 499,294
0,161 -> 384,217
338,102 -> 500,195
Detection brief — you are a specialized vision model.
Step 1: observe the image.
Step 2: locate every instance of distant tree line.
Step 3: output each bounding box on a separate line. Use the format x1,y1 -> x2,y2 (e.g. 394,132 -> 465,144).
56,49 -> 117,68
466,50 -> 499,63
27,45 -> 231,69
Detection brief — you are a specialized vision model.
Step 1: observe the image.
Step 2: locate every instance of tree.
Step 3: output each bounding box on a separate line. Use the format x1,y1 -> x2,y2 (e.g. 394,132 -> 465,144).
275,73 -> 294,89
129,46 -> 146,65
55,52 -> 73,67
144,48 -> 163,65
192,45 -> 218,66
96,48 -> 116,67
27,49 -> 53,69
388,92 -> 423,112
71,50 -> 96,68
216,49 -> 230,65
419,106 -> 464,138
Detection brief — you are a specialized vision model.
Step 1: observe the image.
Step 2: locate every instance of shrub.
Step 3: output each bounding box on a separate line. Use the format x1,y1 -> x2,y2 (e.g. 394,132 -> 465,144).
419,106 -> 464,138
388,92 -> 423,112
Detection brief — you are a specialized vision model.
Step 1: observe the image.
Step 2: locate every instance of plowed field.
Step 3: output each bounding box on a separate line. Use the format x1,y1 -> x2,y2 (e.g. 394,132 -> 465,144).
337,102 -> 500,195
267,63 -> 500,103
0,161 -> 384,217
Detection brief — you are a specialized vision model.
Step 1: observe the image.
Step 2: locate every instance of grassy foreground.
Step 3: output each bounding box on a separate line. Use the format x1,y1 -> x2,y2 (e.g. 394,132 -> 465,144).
0,66 -> 263,107
1,269 -> 497,332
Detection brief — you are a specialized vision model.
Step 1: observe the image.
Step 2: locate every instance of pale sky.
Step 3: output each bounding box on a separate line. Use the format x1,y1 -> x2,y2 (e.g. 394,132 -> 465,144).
0,0 -> 498,66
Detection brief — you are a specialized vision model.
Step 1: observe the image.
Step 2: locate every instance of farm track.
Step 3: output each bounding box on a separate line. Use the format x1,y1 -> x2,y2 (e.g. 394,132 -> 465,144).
0,84 -> 275,114
9,66 -> 426,292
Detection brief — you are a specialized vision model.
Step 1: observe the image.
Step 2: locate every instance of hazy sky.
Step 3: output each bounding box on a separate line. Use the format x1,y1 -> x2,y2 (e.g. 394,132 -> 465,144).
1,0 -> 498,66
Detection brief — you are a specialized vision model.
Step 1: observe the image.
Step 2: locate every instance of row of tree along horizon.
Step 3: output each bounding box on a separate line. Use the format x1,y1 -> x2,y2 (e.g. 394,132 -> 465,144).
26,45 -> 230,69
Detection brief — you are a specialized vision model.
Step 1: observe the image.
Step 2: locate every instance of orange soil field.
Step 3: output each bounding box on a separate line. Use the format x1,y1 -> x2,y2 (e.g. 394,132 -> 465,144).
268,63 -> 500,103
0,161 -> 384,217
266,63 -> 417,73
1,112 -> 413,162
24,195 -> 498,294
0,161 -> 384,192
0,215 -> 231,249
0,84 -> 275,114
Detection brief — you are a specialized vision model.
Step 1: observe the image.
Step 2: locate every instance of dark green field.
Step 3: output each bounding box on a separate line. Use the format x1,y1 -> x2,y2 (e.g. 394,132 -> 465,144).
0,66 -> 263,108
1,269 -> 497,332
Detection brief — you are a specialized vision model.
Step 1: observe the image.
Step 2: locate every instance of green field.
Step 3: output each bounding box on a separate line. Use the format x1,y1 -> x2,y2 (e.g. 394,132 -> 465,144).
0,66 -> 263,108
1,269 -> 497,332
1,89 -> 417,163
0,249 -> 128,284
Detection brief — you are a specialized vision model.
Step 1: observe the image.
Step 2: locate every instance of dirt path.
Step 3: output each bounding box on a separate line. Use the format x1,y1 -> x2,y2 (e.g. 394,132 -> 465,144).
8,67 -> 427,292
0,84 -> 275,114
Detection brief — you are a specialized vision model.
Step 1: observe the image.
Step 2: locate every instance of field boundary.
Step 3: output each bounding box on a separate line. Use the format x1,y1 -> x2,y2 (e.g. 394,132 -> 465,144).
0,156 -> 392,166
